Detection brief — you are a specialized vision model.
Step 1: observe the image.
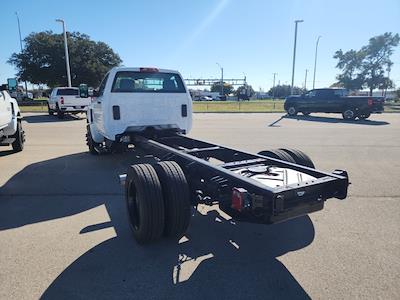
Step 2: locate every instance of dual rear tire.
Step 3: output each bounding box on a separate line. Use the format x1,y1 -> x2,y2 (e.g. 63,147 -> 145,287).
125,161 -> 191,244
258,148 -> 315,168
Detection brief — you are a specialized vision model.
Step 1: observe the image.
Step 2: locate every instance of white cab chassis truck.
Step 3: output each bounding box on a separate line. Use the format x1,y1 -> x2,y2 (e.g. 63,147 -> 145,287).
85,67 -> 349,244
48,87 -> 91,119
0,85 -> 25,152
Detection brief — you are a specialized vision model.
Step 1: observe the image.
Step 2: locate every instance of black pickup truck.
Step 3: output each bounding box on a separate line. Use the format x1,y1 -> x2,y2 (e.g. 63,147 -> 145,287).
284,88 -> 384,120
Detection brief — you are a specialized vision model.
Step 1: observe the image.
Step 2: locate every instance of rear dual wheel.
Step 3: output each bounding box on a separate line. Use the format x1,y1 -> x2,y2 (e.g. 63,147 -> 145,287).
258,148 -> 315,168
125,161 -> 191,244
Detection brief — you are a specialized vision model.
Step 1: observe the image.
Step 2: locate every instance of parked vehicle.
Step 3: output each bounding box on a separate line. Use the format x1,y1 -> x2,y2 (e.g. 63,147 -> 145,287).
284,88 -> 384,120
48,87 -> 91,119
0,85 -> 25,152
84,67 -> 349,244
199,95 -> 213,101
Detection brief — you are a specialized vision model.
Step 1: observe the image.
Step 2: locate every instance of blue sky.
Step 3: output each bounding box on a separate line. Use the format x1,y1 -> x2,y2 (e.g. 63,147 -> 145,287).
0,0 -> 399,91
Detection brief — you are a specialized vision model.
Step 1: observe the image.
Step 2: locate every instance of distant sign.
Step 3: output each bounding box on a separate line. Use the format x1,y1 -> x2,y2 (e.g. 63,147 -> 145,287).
7,78 -> 17,92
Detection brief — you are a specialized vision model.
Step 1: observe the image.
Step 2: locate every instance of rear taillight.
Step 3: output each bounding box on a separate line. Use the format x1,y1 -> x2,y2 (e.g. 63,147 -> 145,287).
368,98 -> 373,106
231,187 -> 250,212
60,97 -> 64,104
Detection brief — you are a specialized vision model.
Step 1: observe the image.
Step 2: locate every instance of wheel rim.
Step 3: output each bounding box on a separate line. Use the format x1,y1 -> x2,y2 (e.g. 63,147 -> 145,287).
127,182 -> 140,230
344,110 -> 354,119
288,107 -> 296,115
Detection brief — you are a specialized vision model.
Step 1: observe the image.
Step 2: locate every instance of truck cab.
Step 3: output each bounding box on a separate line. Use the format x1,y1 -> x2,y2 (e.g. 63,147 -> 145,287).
86,67 -> 192,153
0,86 -> 25,152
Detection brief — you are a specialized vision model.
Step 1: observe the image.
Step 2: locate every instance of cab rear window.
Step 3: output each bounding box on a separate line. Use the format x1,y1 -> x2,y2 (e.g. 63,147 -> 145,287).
57,89 -> 79,96
111,72 -> 186,93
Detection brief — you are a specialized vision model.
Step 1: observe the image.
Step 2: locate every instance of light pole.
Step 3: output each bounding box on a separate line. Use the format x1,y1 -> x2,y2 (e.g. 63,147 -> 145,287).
272,73 -> 277,99
56,19 -> 72,87
312,35 -> 322,89
15,12 -> 28,97
304,69 -> 308,90
216,62 -> 223,96
291,19 -> 304,95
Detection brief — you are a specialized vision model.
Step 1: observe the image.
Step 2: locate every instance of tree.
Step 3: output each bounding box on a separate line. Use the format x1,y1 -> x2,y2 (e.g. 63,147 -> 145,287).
235,84 -> 255,100
8,31 -> 122,87
333,32 -> 399,95
333,49 -> 365,90
362,32 -> 399,95
210,82 -> 234,95
267,84 -> 305,98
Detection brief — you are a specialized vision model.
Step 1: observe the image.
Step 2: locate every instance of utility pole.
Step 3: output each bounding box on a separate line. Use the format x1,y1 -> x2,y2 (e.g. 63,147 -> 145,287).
15,12 -> 28,97
56,19 -> 72,87
291,19 -> 304,95
272,73 -> 277,99
216,63 -> 223,96
304,69 -> 308,90
312,35 -> 322,89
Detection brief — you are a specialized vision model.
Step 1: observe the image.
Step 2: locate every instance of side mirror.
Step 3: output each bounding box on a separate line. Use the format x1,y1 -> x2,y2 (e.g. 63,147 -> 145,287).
79,84 -> 89,98
0,84 -> 8,91
92,89 -> 99,97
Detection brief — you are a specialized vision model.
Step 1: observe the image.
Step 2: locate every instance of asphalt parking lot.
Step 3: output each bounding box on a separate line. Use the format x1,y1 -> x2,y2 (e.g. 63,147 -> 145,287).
0,112 -> 399,299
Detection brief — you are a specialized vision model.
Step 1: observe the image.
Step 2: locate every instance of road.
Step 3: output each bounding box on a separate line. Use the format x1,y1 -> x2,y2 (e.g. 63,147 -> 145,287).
0,113 -> 399,299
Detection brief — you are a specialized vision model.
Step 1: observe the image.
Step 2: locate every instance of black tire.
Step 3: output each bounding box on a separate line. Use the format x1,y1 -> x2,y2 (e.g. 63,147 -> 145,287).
279,148 -> 315,168
12,121 -> 24,152
48,104 -> 54,116
358,113 -> 370,120
125,164 -> 165,244
86,125 -> 100,155
342,109 -> 355,120
286,106 -> 298,116
56,105 -> 64,119
258,149 -> 296,163
154,161 -> 191,238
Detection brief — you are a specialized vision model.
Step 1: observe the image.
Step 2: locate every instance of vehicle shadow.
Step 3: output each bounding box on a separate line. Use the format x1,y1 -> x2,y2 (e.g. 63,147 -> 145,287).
284,114 -> 389,125
0,152 -> 314,299
0,149 -> 16,157
23,113 -> 85,123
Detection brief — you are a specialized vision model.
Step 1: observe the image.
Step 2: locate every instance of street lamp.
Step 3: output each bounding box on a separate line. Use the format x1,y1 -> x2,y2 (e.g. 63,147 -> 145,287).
272,73 -> 277,99
216,62 -> 224,96
15,12 -> 28,97
56,19 -> 72,87
291,19 -> 304,95
312,35 -> 322,89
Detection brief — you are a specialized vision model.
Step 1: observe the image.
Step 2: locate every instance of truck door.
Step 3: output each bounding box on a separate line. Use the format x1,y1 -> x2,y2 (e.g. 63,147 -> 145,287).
312,90 -> 325,112
0,91 -> 11,129
92,73 -> 109,134
302,90 -> 317,112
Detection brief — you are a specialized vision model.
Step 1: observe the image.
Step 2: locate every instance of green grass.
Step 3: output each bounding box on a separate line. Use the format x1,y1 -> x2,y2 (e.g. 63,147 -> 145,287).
19,99 -> 400,113
20,106 -> 47,112
193,100 -> 285,112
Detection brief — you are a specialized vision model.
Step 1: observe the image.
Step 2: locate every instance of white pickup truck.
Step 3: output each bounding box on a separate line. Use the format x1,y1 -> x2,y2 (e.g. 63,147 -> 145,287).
48,87 -> 91,119
82,67 -> 349,244
0,86 -> 25,152
86,67 -> 192,153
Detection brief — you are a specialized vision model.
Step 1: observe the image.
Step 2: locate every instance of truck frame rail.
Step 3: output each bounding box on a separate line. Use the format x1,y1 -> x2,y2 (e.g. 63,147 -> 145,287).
126,133 -> 349,225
